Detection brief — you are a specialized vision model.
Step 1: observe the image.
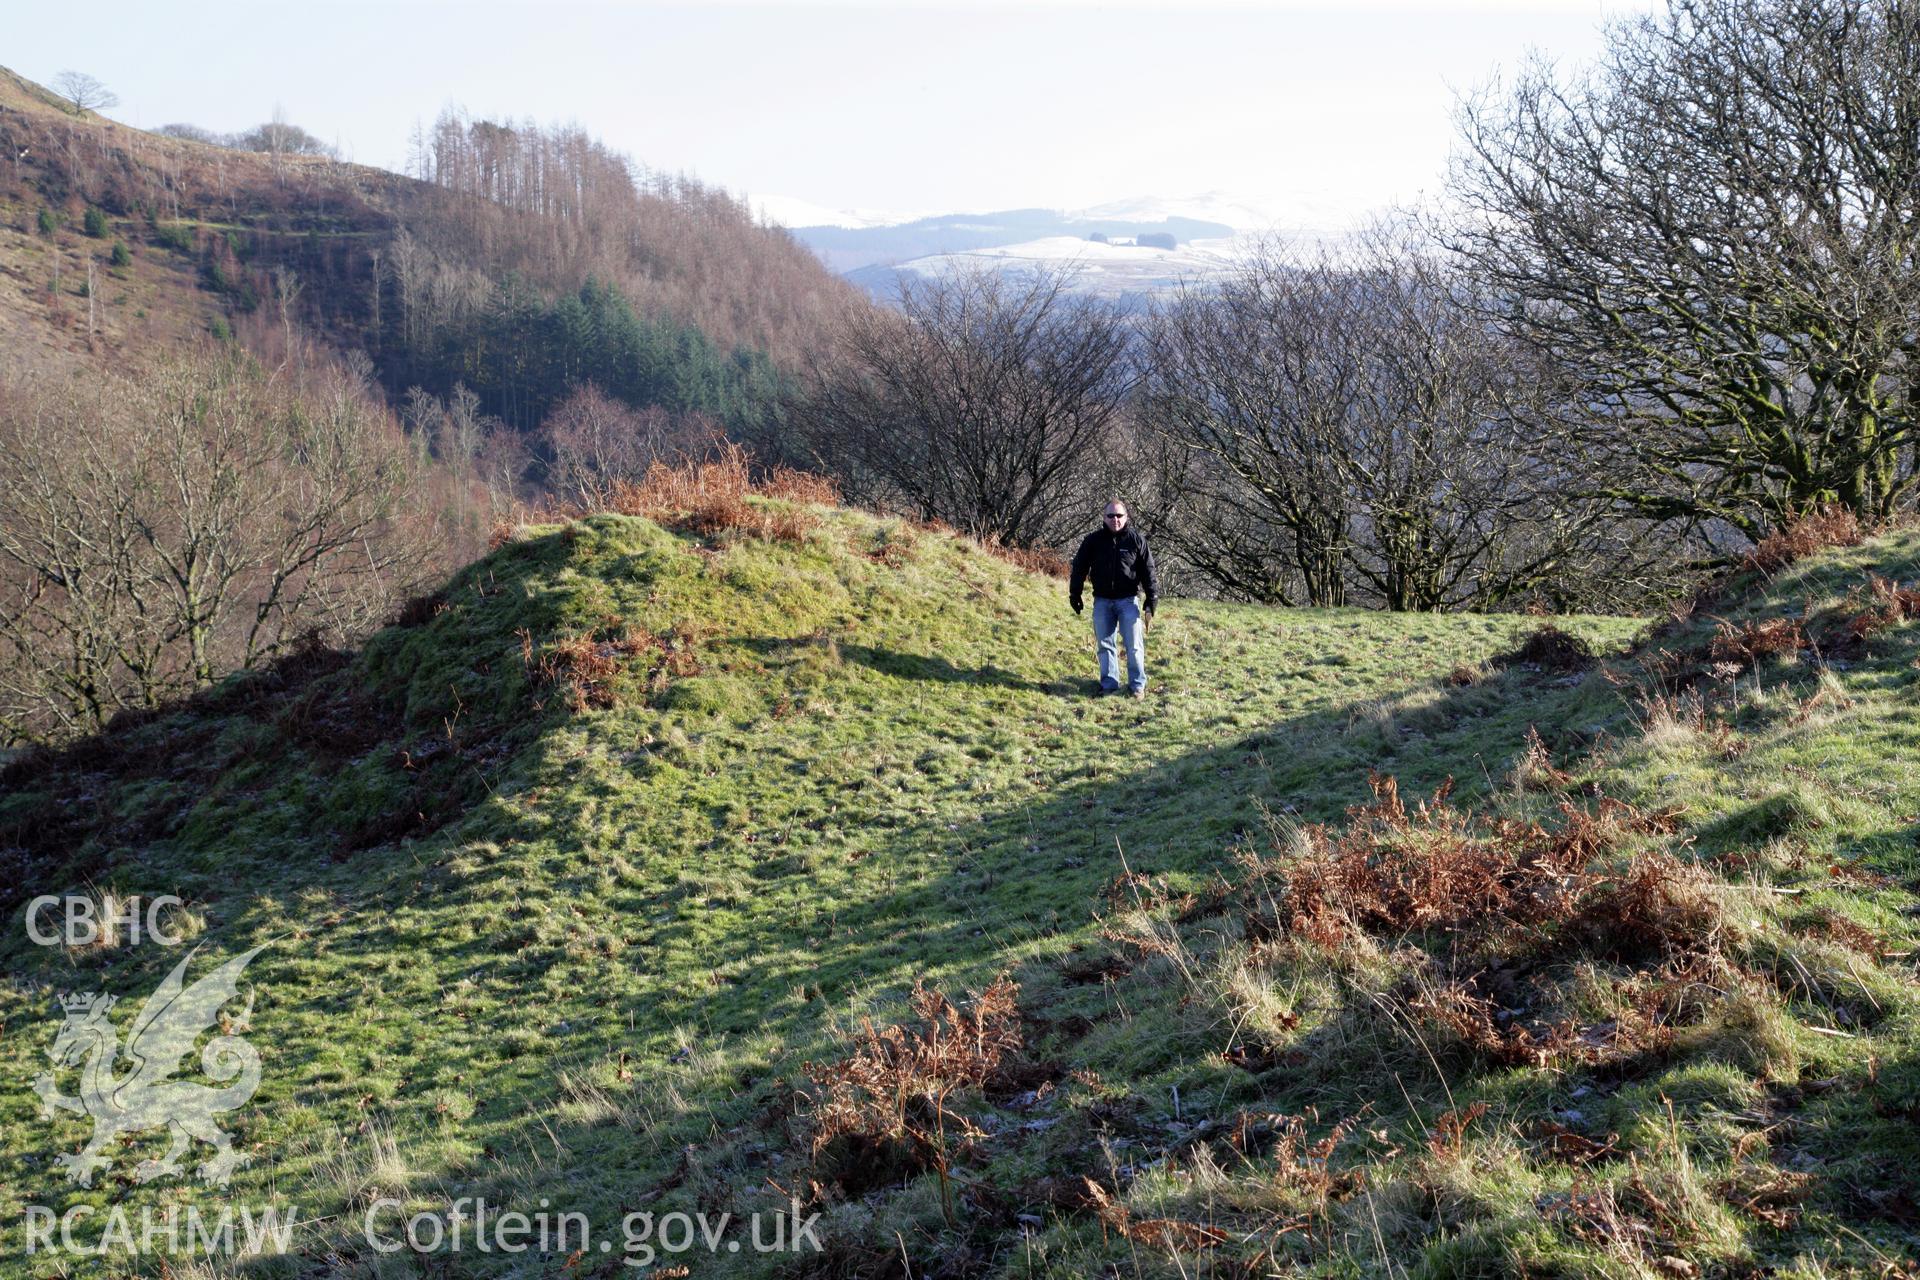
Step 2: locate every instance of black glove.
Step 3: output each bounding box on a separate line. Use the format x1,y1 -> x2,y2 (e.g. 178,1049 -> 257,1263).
1070,595 -> 1083,615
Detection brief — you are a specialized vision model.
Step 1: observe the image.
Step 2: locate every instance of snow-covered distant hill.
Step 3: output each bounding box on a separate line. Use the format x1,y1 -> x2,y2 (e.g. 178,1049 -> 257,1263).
753,190 -> 1367,304
1070,192 -> 1278,231
750,194 -> 925,231
1069,189 -> 1362,236
846,234 -> 1267,311
757,203 -> 1238,274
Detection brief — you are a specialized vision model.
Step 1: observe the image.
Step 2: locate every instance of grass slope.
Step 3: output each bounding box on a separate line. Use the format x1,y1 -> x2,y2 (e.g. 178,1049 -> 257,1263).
1,506 -> 1915,1278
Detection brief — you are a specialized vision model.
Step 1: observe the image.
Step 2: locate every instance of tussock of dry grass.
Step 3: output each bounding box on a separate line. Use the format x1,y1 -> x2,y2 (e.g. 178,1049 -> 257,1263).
519,617 -> 700,712
1513,724 -> 1572,791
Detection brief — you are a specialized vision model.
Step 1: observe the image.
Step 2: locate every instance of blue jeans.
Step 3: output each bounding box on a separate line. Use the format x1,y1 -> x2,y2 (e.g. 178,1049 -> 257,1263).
1092,596 -> 1146,693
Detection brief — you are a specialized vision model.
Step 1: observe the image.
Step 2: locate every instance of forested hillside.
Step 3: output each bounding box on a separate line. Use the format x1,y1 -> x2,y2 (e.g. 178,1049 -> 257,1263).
0,67 -> 861,433
0,65 -> 875,746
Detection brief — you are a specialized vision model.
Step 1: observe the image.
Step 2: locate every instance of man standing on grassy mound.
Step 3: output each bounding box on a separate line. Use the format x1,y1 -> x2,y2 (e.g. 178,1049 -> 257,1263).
1069,499 -> 1158,699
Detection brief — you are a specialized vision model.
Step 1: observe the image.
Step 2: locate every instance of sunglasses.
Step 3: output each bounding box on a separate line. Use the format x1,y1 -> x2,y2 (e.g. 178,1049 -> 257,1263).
1104,512 -> 1126,520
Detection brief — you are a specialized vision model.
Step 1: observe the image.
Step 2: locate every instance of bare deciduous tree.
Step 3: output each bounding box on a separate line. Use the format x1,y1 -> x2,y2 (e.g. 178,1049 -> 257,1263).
1143,234 -> 1642,610
1449,0 -> 1920,541
0,380 -> 166,737
1143,243 -> 1366,606
790,264 -> 1133,548
0,349 -> 442,744
272,266 -> 302,366
536,384 -> 722,505
1340,233 -> 1634,610
52,71 -> 118,115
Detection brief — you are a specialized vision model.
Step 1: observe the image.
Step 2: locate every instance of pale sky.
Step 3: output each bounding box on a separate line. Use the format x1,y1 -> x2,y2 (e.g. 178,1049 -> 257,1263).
5,0 -> 1652,225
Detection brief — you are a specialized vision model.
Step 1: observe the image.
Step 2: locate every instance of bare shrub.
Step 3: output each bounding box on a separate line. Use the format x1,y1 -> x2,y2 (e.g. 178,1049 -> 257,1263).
1835,573 -> 1920,647
1495,623 -> 1596,672
1741,505 -> 1864,574
801,978 -> 1023,1218
1231,774 -> 1717,1067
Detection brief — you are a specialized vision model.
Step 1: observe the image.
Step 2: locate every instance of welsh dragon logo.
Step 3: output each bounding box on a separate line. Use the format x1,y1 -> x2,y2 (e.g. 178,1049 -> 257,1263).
34,945 -> 265,1187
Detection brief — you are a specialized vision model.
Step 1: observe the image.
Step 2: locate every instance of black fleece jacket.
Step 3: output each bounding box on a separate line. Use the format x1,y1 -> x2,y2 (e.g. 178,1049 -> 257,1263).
1069,525 -> 1158,611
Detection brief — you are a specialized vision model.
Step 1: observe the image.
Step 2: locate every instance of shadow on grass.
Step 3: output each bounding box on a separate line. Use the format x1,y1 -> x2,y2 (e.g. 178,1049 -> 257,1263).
0,581 -> 1645,1272
841,642 -> 1078,695
737,635 -> 1074,695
